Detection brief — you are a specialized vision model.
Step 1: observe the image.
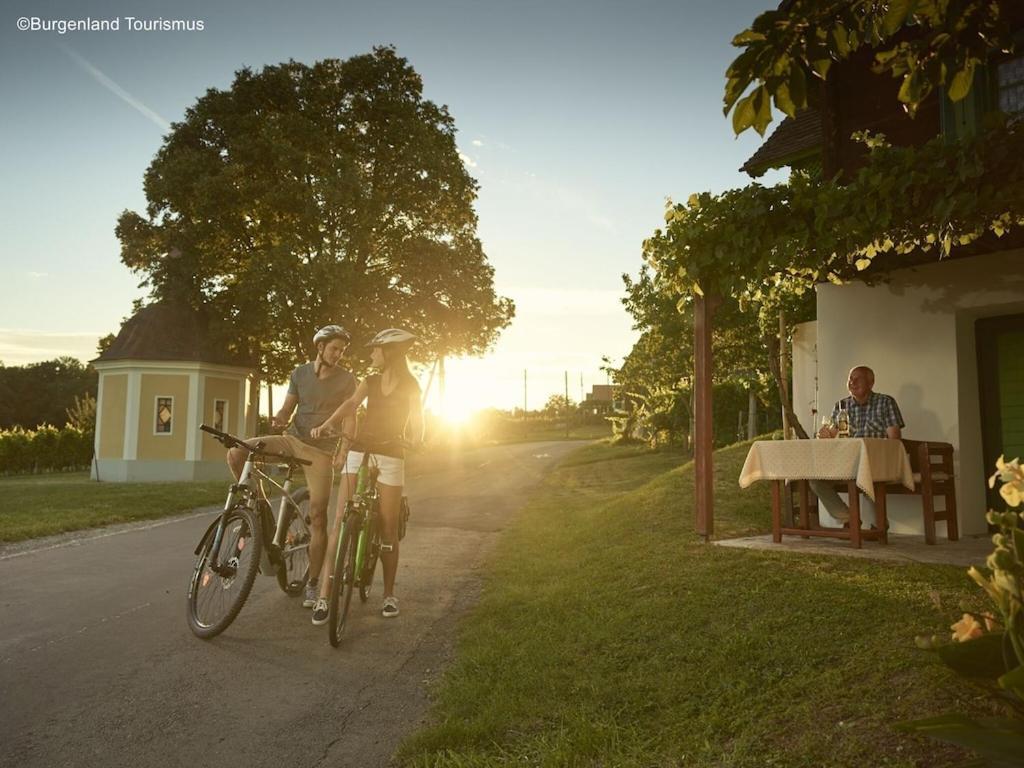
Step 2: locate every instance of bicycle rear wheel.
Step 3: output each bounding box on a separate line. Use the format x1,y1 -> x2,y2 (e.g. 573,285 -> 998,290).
327,519 -> 358,647
187,506 -> 262,639
276,488 -> 311,596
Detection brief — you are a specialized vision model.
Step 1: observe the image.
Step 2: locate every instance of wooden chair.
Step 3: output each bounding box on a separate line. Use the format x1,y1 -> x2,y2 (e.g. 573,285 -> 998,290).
884,439 -> 959,545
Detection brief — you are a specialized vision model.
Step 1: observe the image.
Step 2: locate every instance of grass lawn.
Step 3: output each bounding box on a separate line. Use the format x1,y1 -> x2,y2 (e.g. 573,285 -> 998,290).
0,472 -> 228,542
399,440 -> 1003,767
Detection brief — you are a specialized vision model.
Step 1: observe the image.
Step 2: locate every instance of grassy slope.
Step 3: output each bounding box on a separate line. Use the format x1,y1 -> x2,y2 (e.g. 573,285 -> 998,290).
400,441 -> 998,767
0,473 -> 227,542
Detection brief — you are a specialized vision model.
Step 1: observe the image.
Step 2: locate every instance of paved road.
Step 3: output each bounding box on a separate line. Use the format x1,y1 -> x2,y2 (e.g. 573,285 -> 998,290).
0,441 -> 581,768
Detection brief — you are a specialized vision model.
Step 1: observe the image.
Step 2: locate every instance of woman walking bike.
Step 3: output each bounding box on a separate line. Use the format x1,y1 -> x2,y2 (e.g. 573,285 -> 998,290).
310,328 -> 424,626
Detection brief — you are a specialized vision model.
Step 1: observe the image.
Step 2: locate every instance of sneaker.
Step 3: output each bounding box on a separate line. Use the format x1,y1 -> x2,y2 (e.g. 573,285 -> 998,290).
312,598 -> 329,625
382,596 -> 399,618
302,582 -> 318,608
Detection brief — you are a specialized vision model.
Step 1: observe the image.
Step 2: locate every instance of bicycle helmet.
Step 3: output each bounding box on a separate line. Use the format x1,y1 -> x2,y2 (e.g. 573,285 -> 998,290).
313,324 -> 352,346
365,328 -> 417,347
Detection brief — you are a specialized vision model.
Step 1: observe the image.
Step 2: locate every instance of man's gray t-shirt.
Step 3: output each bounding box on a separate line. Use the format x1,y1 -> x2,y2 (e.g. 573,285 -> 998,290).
286,362 -> 356,453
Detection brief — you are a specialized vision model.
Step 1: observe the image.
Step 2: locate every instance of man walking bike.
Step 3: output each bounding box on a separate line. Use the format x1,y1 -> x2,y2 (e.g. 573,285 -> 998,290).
226,324 -> 357,610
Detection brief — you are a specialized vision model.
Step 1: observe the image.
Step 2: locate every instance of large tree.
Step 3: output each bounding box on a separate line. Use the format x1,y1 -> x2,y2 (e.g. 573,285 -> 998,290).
118,47 -> 513,382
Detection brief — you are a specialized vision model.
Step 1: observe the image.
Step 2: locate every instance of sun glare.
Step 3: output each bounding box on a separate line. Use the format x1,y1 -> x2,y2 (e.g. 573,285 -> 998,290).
438,399 -> 479,426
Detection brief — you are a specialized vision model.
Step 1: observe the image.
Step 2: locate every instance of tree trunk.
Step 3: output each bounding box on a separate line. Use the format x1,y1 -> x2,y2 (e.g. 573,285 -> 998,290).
694,292 -> 716,541
248,371 -> 262,438
779,311 -> 791,439
747,388 -> 758,440
766,335 -> 809,439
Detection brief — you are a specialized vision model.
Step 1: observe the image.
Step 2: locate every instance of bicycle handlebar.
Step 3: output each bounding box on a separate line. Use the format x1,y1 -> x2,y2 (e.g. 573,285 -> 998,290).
199,424 -> 314,467
333,431 -> 417,453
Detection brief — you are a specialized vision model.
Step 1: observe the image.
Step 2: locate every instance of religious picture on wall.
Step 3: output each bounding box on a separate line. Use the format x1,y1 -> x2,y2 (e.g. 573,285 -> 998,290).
156,397 -> 173,434
213,399 -> 227,432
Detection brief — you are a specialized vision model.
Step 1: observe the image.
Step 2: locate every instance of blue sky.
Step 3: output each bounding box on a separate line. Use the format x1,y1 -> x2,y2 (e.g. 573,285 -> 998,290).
0,0 -> 782,412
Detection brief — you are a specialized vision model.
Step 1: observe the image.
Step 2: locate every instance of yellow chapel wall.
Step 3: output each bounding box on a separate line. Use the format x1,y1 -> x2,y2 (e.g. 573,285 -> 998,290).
202,375 -> 244,461
137,373 -> 189,460
98,373 -> 128,459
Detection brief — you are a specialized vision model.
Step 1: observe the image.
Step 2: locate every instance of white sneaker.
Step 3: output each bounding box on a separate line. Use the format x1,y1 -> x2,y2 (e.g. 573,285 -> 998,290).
382,596 -> 399,618
303,582 -> 318,608
311,598 -> 329,625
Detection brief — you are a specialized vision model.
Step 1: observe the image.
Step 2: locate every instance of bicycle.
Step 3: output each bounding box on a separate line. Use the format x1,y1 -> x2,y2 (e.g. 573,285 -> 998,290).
326,439 -> 411,647
186,424 -> 315,639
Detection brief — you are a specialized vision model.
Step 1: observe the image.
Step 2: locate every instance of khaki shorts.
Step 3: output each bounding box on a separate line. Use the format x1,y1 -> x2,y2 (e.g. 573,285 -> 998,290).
245,434 -> 333,510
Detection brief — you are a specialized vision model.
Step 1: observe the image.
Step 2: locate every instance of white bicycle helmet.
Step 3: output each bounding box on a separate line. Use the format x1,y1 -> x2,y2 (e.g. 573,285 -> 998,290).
365,328 -> 417,347
313,324 -> 352,346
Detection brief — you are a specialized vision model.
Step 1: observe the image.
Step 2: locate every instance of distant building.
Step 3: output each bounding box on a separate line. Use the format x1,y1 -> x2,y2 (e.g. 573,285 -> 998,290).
91,302 -> 256,482
584,384 -> 619,414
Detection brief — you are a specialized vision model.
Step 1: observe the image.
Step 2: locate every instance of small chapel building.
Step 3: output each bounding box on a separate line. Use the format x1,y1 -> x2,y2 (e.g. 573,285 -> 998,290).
91,302 -> 256,482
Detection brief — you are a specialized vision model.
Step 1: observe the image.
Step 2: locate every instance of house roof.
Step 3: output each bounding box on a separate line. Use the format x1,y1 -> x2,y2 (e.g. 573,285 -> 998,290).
94,301 -> 253,368
741,109 -> 823,177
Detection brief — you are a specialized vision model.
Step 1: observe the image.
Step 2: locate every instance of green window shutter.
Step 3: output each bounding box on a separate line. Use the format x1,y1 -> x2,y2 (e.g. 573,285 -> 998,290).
940,64 -> 992,142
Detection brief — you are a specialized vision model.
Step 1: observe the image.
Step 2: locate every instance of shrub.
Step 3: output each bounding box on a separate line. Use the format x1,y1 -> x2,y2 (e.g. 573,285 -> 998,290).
0,424 -> 93,474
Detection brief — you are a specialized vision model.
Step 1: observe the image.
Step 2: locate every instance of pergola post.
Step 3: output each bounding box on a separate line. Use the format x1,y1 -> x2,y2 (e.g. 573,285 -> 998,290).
694,291 -> 716,540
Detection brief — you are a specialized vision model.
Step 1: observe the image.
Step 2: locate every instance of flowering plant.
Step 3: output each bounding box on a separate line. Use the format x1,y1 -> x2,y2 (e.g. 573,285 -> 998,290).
897,456 -> 1024,764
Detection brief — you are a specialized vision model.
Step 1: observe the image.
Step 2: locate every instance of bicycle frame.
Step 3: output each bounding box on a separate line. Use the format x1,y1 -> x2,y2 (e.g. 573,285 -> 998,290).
338,454 -> 381,586
202,453 -> 308,576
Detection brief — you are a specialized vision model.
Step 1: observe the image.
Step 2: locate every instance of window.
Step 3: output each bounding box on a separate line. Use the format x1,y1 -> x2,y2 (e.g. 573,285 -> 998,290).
213,399 -> 228,432
997,55 -> 1024,118
155,396 -> 173,434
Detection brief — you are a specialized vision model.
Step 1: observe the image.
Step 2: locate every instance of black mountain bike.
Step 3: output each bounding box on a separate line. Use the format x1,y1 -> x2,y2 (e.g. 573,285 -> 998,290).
187,424 -> 314,639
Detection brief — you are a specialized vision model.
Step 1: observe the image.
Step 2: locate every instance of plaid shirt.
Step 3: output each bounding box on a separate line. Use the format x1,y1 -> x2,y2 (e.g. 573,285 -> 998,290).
830,391 -> 904,438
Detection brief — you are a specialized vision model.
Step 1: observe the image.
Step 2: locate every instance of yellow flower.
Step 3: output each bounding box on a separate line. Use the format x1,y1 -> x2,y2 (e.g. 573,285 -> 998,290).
951,613 -> 984,642
999,481 -> 1023,508
968,566 -> 994,594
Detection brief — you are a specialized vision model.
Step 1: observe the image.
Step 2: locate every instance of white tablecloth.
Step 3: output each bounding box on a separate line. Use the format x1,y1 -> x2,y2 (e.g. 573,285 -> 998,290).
738,438 -> 914,501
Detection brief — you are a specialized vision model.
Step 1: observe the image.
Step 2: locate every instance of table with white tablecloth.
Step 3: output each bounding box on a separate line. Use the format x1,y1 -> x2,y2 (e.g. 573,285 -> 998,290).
738,438 -> 915,547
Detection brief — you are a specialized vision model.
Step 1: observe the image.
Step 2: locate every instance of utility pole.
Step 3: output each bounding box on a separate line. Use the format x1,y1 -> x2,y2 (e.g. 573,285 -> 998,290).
523,368 -> 527,421
564,370 -> 570,438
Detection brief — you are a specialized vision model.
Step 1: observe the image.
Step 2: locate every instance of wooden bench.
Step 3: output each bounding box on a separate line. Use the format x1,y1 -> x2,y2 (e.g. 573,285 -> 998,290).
783,438 -> 959,545
883,438 -> 959,545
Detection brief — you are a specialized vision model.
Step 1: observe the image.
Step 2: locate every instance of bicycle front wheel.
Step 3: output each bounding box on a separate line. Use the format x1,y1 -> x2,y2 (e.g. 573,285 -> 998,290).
187,506 -> 262,639
276,488 -> 311,596
359,510 -> 380,603
327,520 -> 358,647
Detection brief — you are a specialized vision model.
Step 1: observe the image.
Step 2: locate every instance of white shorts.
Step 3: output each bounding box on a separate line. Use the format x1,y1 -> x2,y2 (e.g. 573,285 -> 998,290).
344,451 -> 405,487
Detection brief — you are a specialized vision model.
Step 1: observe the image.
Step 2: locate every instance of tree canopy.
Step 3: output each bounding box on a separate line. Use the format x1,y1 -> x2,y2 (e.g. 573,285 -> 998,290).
0,358 -> 97,430
118,47 -> 513,381
725,0 -> 1018,135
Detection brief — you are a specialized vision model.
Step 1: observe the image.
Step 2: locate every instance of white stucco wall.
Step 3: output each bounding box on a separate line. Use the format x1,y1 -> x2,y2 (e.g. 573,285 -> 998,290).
812,248 -> 1024,535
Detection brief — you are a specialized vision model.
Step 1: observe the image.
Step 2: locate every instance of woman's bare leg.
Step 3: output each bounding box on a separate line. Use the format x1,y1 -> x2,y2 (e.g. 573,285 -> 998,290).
376,483 -> 403,598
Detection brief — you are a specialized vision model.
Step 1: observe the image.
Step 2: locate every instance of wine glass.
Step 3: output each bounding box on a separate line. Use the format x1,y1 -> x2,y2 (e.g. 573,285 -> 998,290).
818,414 -> 834,438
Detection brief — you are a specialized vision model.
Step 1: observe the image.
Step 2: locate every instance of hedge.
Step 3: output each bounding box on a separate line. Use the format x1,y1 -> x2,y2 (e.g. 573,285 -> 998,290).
0,425 -> 93,474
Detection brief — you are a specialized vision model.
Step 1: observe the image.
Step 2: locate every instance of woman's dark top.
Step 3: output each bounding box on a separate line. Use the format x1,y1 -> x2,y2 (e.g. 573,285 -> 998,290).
352,372 -> 420,459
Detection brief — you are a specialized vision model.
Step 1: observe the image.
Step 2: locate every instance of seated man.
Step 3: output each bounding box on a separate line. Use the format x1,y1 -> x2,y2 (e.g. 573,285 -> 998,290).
811,365 -> 905,527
